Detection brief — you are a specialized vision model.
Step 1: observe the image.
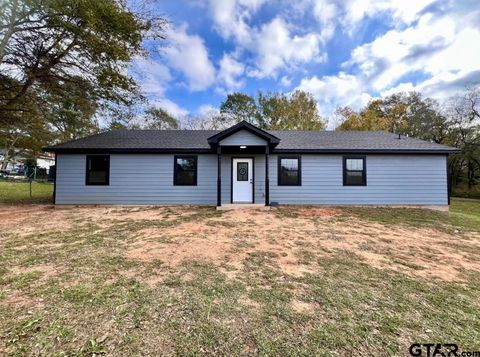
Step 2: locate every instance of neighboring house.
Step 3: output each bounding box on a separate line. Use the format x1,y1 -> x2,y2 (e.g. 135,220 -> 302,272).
43,121 -> 459,207
0,151 -> 55,176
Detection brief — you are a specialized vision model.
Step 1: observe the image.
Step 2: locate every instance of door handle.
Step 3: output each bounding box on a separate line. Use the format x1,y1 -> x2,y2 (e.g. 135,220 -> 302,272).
249,179 -> 252,183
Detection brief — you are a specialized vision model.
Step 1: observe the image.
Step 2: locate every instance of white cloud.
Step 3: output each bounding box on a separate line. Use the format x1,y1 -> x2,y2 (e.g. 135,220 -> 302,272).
280,75 -> 292,87
197,104 -> 220,116
208,0 -> 255,43
130,58 -> 171,96
209,1 -> 322,78
312,0 -> 338,41
162,24 -> 216,91
296,72 -> 372,120
341,0 -> 437,28
151,98 -> 189,119
248,17 -> 322,78
345,11 -> 480,95
217,53 -> 245,92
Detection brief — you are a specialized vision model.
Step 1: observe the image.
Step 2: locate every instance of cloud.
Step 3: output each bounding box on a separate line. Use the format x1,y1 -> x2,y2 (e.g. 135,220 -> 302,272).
197,104 -> 220,116
247,17 -> 322,78
217,53 -> 245,92
162,24 -> 216,91
208,1 -> 322,78
280,76 -> 292,87
208,0 -> 258,43
296,72 -> 372,120
345,11 -> 480,94
151,98 -> 189,119
381,69 -> 480,100
130,58 -> 171,96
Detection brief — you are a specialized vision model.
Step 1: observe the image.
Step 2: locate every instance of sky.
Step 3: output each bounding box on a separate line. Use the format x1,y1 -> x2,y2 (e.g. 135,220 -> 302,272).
130,0 -> 480,128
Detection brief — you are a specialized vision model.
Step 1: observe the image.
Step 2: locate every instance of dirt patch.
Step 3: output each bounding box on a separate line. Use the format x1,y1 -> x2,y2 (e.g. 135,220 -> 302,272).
9,264 -> 59,280
291,300 -> 316,314
295,207 -> 342,218
123,207 -> 480,282
1,205 -> 479,283
0,292 -> 41,308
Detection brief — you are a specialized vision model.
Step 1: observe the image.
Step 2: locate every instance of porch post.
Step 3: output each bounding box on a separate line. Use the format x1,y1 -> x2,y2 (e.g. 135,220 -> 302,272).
265,145 -> 269,206
217,146 -> 221,206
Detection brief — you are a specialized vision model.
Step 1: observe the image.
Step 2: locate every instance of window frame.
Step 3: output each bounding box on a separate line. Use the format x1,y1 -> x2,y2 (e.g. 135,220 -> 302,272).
173,155 -> 198,186
343,155 -> 367,186
277,155 -> 302,186
85,155 -> 110,186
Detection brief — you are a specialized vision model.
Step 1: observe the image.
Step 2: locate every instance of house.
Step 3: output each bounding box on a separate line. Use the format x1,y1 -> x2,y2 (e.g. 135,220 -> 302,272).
43,121 -> 459,208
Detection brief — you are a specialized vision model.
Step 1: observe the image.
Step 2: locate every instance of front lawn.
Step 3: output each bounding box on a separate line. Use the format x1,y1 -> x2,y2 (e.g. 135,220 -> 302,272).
0,180 -> 53,204
0,201 -> 479,355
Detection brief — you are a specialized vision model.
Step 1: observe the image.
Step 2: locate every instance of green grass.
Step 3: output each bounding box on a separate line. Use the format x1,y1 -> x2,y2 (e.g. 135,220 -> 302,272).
0,180 -> 53,204
341,198 -> 480,233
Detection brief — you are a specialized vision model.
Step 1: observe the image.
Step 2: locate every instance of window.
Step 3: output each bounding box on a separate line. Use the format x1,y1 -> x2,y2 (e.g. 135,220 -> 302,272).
86,155 -> 110,185
278,156 -> 301,186
343,156 -> 366,186
174,155 -> 197,185
237,162 -> 248,181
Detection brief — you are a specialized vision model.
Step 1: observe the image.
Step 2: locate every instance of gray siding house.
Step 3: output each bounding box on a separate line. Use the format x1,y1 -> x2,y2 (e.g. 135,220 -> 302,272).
44,121 -> 459,207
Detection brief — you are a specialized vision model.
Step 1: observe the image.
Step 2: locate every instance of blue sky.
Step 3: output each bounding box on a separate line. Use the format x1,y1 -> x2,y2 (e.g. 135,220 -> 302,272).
130,0 -> 480,128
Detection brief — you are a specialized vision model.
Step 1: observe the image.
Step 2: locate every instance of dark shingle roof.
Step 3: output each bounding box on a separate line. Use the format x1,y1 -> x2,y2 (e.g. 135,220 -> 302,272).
44,129 -> 459,153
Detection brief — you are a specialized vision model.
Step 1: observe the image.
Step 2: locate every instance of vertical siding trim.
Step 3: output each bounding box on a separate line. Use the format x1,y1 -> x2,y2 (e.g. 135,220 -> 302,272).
265,146 -> 270,206
53,153 -> 57,204
217,147 -> 221,206
446,154 -> 451,205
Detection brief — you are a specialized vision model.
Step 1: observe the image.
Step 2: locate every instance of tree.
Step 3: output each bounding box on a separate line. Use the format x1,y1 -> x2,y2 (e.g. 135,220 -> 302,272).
258,91 -> 326,130
403,93 -> 449,143
336,92 -> 449,138
0,0 -> 167,166
142,107 -> 179,130
444,86 -> 480,190
220,92 -> 259,125
0,87 -> 51,169
0,0 -> 166,122
219,90 -> 326,130
44,78 -> 99,141
336,97 -> 406,132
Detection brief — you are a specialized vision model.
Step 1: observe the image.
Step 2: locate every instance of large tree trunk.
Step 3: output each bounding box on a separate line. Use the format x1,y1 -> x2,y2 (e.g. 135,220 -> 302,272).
0,136 -> 19,170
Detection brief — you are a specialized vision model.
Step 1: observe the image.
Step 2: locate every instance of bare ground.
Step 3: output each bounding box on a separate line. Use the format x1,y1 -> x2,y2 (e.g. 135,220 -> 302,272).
1,204 -> 478,283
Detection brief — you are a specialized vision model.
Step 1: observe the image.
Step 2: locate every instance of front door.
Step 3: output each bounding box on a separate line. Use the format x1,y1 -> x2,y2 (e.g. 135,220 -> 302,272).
232,158 -> 253,203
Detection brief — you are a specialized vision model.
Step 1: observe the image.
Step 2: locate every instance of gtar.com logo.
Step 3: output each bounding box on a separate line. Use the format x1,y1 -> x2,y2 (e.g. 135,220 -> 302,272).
409,343 -> 480,357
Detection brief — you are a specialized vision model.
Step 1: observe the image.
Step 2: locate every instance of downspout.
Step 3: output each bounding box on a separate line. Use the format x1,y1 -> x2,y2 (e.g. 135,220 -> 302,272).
217,146 -> 221,207
265,146 -> 269,206
446,154 -> 451,206
53,153 -> 57,205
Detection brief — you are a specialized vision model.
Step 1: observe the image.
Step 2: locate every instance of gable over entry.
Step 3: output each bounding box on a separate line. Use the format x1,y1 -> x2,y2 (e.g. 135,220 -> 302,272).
207,121 -> 280,207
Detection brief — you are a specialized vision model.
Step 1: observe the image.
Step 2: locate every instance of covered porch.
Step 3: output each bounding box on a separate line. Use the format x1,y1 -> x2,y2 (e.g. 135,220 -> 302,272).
206,121 -> 280,207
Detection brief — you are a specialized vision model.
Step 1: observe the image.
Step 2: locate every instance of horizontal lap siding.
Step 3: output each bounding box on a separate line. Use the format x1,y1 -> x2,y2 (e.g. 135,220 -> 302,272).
219,130 -> 267,146
56,153 -> 448,205
269,154 -> 447,205
56,154 -> 217,204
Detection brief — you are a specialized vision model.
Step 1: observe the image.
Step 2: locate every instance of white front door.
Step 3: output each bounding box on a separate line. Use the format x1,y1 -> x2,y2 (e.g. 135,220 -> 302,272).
232,158 -> 253,203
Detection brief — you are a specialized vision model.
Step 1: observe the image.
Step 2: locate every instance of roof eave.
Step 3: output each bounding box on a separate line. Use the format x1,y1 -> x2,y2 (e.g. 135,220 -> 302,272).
42,147 -> 215,154
43,147 -> 460,154
207,120 -> 280,147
